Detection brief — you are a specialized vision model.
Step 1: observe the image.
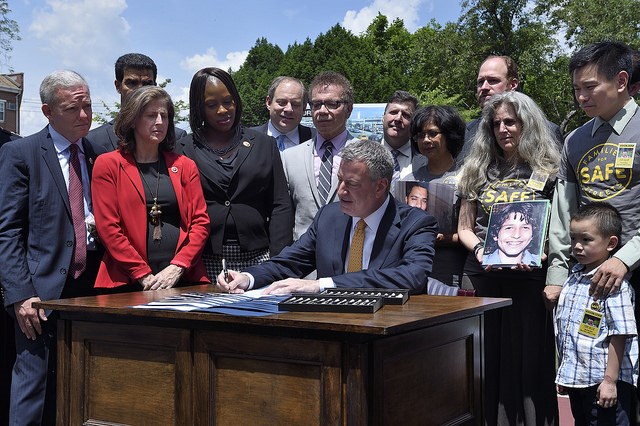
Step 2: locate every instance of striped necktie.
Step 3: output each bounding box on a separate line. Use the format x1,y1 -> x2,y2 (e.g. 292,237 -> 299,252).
318,141 -> 333,205
68,143 -> 86,279
391,149 -> 401,184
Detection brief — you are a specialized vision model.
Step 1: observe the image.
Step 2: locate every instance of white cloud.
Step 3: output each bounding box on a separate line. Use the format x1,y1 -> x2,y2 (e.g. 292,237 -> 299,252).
342,0 -> 426,34
28,0 -> 130,70
180,48 -> 249,73
19,104 -> 48,136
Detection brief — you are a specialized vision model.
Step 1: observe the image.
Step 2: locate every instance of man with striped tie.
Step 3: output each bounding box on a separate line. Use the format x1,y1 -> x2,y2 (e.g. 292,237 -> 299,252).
379,90 -> 425,190
281,71 -> 360,241
216,139 -> 437,295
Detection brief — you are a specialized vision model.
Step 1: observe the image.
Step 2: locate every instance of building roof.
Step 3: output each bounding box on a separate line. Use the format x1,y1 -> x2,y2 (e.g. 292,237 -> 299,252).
0,74 -> 22,94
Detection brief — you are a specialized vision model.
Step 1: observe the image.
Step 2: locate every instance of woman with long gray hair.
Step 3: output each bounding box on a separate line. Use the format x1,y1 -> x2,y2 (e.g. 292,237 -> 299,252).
457,91 -> 561,425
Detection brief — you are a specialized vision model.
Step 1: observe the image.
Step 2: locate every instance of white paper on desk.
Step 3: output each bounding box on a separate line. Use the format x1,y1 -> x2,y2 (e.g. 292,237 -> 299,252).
243,286 -> 293,297
132,292 -> 253,311
243,288 -> 267,297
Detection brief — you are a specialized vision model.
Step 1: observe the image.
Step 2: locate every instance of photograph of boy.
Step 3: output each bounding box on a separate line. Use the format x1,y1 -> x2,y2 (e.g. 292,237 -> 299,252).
405,182 -> 428,211
483,202 -> 545,266
554,203 -> 638,424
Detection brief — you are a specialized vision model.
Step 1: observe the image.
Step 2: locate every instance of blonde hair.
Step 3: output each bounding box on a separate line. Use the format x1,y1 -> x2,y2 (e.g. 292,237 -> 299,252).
457,91 -> 561,200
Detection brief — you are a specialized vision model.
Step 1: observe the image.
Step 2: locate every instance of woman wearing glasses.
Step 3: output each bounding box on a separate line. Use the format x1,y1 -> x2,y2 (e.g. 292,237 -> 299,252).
410,105 -> 465,181
456,91 -> 561,425
175,67 -> 293,278
408,106 -> 467,288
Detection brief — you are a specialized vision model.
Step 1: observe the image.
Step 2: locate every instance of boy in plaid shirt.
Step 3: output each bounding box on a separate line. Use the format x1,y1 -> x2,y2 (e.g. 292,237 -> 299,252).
555,203 -> 638,424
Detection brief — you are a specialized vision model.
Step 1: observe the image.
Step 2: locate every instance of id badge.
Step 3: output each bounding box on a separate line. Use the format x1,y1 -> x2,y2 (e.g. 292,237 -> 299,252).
578,301 -> 603,338
615,143 -> 636,169
527,171 -> 549,191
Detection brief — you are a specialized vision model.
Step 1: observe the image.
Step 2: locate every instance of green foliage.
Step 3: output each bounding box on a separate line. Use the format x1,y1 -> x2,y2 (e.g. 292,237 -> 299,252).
0,0 -> 20,72
232,38 -> 284,126
535,0 -> 640,49
417,86 -> 479,122
112,0 -> 639,136
92,78 -> 189,126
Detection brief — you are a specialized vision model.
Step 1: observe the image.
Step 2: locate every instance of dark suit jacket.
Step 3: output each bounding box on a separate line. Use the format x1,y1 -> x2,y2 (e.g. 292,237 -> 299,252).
250,122 -> 315,144
0,127 -> 20,147
0,127 -> 105,307
88,120 -> 188,152
91,150 -> 210,288
174,127 -> 293,255
246,196 -> 438,294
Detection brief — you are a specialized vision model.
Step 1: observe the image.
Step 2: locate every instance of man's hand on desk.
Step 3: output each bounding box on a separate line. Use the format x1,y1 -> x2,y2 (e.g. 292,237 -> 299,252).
215,269 -> 250,293
262,278 -> 320,295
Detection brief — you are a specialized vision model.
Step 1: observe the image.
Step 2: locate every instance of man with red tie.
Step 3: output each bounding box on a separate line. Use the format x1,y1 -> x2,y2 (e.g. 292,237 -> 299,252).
0,70 -> 105,425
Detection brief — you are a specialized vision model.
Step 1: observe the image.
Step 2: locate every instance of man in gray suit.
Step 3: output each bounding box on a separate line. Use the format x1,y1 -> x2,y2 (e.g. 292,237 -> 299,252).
251,76 -> 315,151
282,71 -> 359,240
88,53 -> 186,151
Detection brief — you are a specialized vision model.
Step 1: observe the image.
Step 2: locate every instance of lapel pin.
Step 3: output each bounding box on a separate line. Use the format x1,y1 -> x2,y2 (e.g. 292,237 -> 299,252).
171,166 -> 178,173
89,157 -> 94,165
243,141 -> 250,147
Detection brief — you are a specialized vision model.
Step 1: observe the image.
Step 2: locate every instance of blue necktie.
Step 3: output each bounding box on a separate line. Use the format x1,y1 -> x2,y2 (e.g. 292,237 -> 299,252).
276,134 -> 286,151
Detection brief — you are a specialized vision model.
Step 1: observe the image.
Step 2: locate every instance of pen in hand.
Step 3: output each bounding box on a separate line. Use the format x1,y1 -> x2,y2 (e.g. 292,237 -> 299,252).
222,258 -> 230,293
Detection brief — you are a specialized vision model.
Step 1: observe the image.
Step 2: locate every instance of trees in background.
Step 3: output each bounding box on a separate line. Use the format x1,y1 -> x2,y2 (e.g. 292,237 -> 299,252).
232,0 -> 639,136
0,0 -> 20,73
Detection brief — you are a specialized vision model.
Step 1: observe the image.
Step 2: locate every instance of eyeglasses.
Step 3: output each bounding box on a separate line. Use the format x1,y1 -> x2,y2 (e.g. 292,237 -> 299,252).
415,130 -> 442,140
493,119 -> 520,128
310,100 -> 347,111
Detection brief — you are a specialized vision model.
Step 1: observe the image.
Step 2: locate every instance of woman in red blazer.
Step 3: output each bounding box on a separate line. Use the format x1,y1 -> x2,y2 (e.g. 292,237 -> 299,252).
92,86 -> 210,290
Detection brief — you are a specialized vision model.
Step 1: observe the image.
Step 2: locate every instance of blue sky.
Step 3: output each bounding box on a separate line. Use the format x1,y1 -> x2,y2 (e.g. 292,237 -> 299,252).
6,0 -> 462,136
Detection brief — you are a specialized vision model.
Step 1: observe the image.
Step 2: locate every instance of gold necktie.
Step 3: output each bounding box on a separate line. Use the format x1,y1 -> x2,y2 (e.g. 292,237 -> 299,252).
347,219 -> 366,273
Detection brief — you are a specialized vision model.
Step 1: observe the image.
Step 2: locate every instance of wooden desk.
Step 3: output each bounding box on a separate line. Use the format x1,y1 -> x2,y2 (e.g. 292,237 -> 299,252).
38,286 -> 510,425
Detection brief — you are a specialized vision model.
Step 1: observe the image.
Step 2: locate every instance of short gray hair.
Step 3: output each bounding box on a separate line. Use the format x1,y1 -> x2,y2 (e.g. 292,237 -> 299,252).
39,70 -> 89,106
341,139 -> 394,185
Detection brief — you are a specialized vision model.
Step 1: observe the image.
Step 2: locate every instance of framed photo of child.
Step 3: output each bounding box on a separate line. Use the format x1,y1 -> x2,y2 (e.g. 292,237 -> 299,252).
482,200 -> 551,267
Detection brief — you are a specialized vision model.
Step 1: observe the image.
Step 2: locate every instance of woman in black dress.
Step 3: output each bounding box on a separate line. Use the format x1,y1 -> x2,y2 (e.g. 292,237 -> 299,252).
175,67 -> 293,278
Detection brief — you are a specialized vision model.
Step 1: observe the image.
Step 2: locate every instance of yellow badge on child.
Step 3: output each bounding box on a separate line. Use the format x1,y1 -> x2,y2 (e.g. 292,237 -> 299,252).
615,143 -> 635,169
526,171 -> 549,191
578,301 -> 603,339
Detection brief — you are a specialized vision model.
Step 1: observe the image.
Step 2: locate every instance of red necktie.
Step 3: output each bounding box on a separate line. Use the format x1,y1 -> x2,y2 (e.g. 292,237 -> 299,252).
68,143 -> 86,279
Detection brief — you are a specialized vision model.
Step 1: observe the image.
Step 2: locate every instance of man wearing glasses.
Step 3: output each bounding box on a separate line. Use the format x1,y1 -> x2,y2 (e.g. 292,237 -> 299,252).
281,71 -> 360,240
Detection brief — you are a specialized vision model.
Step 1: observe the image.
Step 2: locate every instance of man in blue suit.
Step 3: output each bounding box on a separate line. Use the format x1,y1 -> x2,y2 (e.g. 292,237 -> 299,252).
0,70 -> 105,425
88,53 -> 186,151
216,139 -> 438,295
251,76 -> 315,151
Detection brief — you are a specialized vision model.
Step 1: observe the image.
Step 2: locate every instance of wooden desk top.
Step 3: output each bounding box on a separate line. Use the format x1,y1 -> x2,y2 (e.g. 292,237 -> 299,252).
37,284 -> 510,336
